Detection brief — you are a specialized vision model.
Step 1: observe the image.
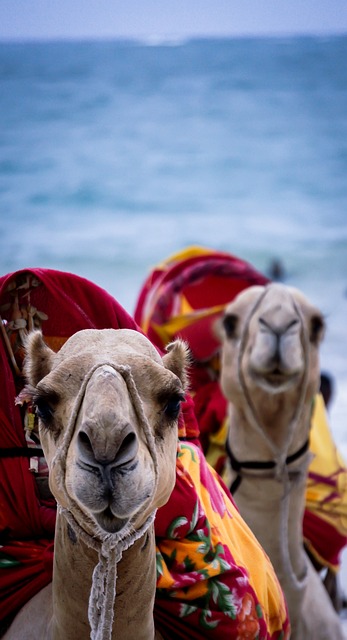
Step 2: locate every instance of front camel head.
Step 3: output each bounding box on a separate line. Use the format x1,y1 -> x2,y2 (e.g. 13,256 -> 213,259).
217,283 -> 325,410
23,328 -> 189,536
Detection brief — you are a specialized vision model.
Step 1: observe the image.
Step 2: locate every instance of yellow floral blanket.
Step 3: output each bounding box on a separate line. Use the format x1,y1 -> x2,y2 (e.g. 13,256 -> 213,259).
154,442 -> 290,639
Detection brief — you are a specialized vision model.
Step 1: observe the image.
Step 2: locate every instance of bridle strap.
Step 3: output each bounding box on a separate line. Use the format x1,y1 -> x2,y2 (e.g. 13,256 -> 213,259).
0,446 -> 44,458
227,438 -> 310,495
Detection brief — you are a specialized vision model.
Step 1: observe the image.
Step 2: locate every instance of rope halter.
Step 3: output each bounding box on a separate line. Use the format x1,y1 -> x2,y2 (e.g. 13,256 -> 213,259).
51,361 -> 159,640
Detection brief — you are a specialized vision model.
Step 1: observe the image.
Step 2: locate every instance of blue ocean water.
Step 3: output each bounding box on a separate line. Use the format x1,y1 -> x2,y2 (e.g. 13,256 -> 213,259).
1,35 -> 347,442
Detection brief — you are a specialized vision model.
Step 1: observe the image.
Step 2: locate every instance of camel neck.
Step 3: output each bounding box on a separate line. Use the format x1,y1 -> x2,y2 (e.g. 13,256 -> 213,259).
228,408 -> 311,623
228,395 -> 312,464
51,513 -> 157,640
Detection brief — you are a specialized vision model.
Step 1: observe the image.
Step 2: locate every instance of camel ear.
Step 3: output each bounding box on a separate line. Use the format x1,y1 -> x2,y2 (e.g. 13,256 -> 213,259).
162,340 -> 191,390
23,331 -> 55,386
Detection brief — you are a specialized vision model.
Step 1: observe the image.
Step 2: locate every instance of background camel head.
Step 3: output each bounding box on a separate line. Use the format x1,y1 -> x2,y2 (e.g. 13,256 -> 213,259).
217,283 -> 325,411
24,328 -> 189,536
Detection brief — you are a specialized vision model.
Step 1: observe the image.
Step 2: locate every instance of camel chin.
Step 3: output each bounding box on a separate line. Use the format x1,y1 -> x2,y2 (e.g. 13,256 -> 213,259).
94,510 -> 132,535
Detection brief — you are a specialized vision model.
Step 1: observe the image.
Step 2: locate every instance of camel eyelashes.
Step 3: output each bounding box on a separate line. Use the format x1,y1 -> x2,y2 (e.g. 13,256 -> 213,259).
163,394 -> 185,421
33,394 -> 57,425
223,313 -> 238,338
155,391 -> 184,438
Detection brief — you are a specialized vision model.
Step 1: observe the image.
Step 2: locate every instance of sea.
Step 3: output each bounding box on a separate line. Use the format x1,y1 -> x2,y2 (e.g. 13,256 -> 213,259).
1,35 -> 347,596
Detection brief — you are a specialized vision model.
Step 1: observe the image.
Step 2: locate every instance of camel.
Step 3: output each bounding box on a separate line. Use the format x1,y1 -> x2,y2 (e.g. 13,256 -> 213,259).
4,327 -> 189,640
217,283 -> 344,640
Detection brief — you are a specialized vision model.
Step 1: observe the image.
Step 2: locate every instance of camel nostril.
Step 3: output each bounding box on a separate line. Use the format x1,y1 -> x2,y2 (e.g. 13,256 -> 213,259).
78,430 -> 95,459
114,431 -> 138,468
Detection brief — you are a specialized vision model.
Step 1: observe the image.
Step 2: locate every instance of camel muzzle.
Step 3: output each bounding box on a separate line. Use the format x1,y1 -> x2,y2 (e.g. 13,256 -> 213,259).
77,420 -> 139,470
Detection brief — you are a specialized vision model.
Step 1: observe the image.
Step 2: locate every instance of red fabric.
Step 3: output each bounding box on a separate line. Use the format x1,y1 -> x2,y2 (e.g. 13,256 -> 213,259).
193,381 -> 228,453
303,509 -> 347,570
134,250 -> 269,361
0,268 -> 140,625
178,392 -> 201,445
0,540 -> 53,623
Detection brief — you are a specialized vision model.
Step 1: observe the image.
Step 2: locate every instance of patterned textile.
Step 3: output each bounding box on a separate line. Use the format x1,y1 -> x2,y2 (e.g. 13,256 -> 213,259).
0,267 -> 289,638
134,245 -> 347,572
155,442 -> 290,639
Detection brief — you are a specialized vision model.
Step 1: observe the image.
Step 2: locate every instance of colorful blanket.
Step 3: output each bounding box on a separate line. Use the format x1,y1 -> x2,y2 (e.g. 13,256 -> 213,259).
155,442 -> 289,638
134,245 -> 347,572
0,267 -> 289,638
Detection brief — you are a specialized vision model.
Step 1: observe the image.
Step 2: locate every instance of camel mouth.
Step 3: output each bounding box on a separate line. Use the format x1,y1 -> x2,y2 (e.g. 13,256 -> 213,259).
265,370 -> 288,385
252,368 -> 300,390
94,507 -> 129,534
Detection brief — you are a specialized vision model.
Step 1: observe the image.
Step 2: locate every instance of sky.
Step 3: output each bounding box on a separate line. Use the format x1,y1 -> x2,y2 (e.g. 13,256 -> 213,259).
1,0 -> 347,42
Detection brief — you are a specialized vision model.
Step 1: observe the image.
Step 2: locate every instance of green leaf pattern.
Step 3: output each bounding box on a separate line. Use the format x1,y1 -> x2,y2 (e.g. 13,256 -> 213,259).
167,516 -> 188,539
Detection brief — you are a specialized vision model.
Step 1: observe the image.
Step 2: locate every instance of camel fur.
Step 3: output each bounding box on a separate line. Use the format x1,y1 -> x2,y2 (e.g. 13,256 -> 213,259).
4,328 -> 189,640
217,283 -> 344,640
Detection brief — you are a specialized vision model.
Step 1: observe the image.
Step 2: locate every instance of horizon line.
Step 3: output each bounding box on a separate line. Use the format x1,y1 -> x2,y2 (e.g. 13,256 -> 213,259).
0,30 -> 346,46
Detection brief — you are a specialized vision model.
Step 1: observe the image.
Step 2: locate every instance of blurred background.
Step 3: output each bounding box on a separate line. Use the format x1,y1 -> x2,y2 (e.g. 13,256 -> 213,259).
1,0 -> 347,584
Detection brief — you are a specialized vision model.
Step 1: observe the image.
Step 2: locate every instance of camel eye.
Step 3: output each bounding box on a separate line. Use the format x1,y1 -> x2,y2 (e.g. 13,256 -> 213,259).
163,394 -> 184,421
310,314 -> 324,344
223,313 -> 238,339
33,395 -> 55,425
